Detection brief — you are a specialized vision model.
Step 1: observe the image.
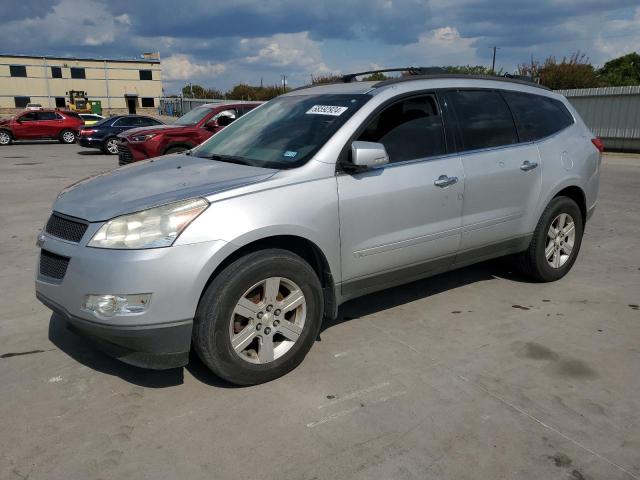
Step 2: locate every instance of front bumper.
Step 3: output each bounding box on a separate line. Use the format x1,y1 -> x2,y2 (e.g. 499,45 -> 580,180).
78,136 -> 103,149
38,291 -> 192,368
35,226 -> 229,369
117,140 -> 149,165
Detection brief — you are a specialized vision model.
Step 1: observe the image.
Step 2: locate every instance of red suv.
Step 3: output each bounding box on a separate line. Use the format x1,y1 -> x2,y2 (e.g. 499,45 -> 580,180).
116,102 -> 261,165
0,109 -> 84,145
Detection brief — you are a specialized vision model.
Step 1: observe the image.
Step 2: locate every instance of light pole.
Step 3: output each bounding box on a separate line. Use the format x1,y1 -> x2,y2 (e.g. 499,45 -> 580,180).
489,46 -> 501,74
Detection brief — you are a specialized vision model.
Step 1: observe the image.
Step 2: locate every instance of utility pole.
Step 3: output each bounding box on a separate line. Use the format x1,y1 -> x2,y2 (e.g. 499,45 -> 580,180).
281,74 -> 287,93
489,46 -> 500,74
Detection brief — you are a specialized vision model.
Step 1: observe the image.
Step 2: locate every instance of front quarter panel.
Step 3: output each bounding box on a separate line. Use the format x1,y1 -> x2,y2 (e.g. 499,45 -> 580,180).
176,166 -> 341,284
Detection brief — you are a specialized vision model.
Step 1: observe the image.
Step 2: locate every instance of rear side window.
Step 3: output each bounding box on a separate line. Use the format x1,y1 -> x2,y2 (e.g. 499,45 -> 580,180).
358,94 -> 446,163
446,90 -> 518,151
503,92 -> 574,142
37,111 -> 57,121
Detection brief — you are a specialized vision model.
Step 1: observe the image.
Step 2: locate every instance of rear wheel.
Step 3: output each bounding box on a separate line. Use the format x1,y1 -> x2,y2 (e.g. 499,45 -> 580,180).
102,137 -> 119,155
517,196 -> 584,282
0,130 -> 11,146
59,129 -> 76,144
193,249 -> 323,385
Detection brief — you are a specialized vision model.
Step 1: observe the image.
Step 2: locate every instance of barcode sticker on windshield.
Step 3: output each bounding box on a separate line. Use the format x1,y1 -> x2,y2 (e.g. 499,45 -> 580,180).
306,105 -> 348,116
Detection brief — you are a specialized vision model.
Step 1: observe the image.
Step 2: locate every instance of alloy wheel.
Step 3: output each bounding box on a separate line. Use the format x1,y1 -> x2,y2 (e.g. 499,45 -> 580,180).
545,213 -> 576,268
0,131 -> 10,145
229,276 -> 306,364
62,131 -> 75,143
106,139 -> 119,154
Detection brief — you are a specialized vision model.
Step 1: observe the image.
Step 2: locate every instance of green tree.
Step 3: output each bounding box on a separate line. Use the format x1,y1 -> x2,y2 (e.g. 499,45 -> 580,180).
362,72 -> 388,81
519,52 -> 600,90
443,65 -> 497,75
597,52 -> 640,86
311,74 -> 343,85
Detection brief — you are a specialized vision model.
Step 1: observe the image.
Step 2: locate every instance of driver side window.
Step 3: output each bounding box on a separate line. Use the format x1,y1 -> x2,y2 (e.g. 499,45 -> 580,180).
357,94 -> 446,163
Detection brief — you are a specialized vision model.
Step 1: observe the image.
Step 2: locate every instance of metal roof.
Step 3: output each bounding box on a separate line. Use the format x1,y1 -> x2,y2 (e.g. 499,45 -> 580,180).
0,53 -> 160,64
556,85 -> 640,97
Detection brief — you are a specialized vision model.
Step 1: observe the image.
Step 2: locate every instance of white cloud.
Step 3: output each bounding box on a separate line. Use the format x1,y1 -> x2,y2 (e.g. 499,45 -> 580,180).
162,54 -> 226,81
3,0 -> 130,48
593,7 -> 640,61
240,32 -> 333,74
401,26 -> 481,66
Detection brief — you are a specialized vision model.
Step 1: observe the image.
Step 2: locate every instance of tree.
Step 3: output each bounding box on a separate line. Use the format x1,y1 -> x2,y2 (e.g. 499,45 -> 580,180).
311,74 -> 343,85
519,52 -> 600,90
181,84 -> 223,99
443,65 -> 497,76
597,52 -> 640,86
362,72 -> 388,81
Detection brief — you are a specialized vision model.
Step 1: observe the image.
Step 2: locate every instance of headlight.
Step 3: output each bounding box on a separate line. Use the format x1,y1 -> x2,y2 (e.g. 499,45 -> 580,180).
130,133 -> 157,142
88,198 -> 209,249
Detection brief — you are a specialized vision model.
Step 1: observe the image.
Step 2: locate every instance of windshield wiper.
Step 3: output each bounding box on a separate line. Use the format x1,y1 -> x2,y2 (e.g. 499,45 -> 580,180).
204,153 -> 254,166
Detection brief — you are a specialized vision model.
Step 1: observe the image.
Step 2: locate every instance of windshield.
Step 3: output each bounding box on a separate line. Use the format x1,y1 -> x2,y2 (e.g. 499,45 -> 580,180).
174,106 -> 213,125
192,94 -> 370,169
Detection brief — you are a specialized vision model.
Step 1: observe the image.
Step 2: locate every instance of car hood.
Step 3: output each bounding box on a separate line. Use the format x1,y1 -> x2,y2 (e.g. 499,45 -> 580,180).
53,154 -> 276,222
119,124 -> 190,138
0,117 -> 11,126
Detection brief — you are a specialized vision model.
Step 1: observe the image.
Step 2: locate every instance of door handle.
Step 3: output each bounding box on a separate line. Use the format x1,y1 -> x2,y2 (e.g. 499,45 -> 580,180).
434,175 -> 458,187
520,160 -> 539,171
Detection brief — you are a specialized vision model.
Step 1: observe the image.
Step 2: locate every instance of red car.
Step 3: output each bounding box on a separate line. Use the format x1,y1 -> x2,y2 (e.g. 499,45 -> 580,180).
116,102 -> 261,165
0,109 -> 84,146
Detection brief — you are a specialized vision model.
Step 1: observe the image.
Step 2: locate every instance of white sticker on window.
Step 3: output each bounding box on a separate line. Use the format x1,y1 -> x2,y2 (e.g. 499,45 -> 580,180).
306,105 -> 348,116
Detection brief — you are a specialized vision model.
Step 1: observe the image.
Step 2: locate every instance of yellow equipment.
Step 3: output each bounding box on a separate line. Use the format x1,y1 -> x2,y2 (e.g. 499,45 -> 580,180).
68,90 -> 91,113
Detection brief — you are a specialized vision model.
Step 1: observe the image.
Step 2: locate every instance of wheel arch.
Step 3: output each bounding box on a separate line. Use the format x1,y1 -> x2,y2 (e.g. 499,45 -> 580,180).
0,128 -> 14,139
553,185 -> 587,225
163,142 -> 195,155
198,235 -> 337,321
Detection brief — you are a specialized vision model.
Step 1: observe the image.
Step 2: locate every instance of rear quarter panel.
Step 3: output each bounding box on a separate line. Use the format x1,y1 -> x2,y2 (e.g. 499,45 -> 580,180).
535,101 -> 600,224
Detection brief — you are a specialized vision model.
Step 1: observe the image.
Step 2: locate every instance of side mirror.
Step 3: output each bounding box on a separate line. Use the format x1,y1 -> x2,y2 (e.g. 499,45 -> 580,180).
350,141 -> 389,168
205,119 -> 218,130
216,115 -> 235,127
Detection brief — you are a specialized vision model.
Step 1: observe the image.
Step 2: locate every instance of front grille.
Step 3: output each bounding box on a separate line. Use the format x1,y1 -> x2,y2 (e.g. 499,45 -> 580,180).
118,144 -> 134,165
45,213 -> 88,243
40,250 -> 70,280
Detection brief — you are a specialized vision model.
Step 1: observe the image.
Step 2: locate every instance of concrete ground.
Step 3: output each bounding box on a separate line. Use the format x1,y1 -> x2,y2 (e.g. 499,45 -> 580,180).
0,143 -> 638,480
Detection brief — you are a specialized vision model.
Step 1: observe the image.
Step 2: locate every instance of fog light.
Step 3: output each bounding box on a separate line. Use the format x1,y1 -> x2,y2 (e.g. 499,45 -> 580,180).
83,294 -> 151,317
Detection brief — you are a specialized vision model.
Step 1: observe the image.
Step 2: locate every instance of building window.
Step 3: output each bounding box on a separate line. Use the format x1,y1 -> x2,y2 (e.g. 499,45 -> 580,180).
139,69 -> 153,80
51,66 -> 62,78
70,67 -> 86,79
55,97 -> 66,108
14,96 -> 31,108
10,65 -> 27,77
141,97 -> 155,107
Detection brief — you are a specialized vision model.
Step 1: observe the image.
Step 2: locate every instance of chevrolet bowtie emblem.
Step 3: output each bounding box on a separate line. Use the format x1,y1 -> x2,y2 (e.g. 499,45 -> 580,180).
36,233 -> 46,248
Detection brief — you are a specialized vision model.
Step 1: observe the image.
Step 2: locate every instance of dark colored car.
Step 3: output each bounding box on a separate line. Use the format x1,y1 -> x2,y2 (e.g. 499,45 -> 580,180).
116,103 -> 261,165
0,109 -> 84,145
78,115 -> 164,155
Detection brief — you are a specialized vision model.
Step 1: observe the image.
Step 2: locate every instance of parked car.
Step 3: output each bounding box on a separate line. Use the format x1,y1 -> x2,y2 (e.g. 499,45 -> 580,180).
0,109 -> 84,145
116,102 -> 261,165
35,70 -> 601,385
77,115 -> 164,155
79,113 -> 105,126
26,103 -> 43,111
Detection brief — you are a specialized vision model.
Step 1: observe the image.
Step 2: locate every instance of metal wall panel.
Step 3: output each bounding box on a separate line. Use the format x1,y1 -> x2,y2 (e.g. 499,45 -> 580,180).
556,86 -> 640,151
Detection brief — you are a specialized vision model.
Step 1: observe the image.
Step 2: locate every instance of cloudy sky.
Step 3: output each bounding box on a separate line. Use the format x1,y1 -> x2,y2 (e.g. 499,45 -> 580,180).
1,0 -> 639,93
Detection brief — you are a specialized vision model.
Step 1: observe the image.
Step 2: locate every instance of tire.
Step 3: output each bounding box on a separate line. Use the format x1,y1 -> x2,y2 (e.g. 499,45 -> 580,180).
0,129 -> 12,146
102,137 -> 119,155
517,196 -> 584,282
165,146 -> 189,155
59,129 -> 76,144
194,248 -> 324,385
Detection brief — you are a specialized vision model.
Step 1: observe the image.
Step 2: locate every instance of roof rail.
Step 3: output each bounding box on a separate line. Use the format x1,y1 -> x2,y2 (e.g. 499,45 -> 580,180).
374,73 -> 550,90
342,66 -> 446,83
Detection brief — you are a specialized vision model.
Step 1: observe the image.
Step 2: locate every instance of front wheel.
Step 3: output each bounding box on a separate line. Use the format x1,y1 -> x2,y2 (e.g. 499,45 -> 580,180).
193,249 -> 323,385
517,196 -> 584,282
102,137 -> 119,155
59,129 -> 76,144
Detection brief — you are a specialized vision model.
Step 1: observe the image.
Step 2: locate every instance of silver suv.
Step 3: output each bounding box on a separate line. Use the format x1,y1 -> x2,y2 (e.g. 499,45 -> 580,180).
35,70 -> 601,385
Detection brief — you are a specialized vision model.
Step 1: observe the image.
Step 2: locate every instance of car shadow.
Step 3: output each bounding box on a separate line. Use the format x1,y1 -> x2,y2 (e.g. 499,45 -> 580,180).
321,258 -> 531,334
47,258 -> 531,388
77,150 -> 106,156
